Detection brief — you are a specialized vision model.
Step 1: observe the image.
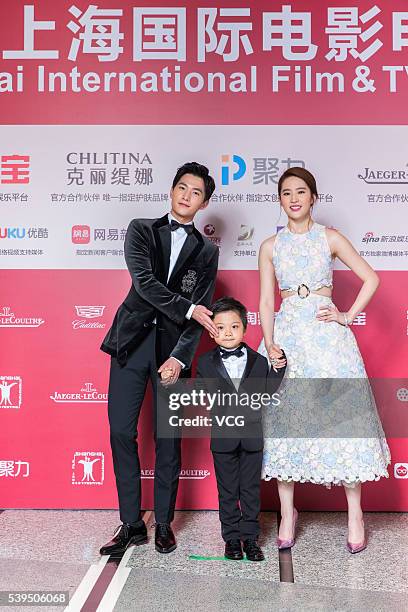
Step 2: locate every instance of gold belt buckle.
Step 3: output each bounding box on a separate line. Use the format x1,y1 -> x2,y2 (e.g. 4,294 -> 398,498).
297,283 -> 310,299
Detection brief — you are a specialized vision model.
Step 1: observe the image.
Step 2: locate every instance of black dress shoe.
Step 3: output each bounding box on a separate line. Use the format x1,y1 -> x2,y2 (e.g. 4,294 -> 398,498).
243,539 -> 265,561
224,539 -> 243,560
155,523 -> 177,554
99,522 -> 147,556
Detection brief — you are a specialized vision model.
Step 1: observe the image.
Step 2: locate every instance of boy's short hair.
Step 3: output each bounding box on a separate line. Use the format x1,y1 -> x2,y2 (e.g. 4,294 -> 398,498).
210,297 -> 247,330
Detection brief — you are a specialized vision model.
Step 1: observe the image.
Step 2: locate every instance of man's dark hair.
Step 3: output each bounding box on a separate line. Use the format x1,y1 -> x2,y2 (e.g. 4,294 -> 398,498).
172,161 -> 215,202
211,296 -> 247,330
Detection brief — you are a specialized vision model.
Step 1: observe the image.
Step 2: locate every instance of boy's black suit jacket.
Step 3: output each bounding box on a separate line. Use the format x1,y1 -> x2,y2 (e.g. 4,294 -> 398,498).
196,344 -> 286,452
101,215 -> 219,368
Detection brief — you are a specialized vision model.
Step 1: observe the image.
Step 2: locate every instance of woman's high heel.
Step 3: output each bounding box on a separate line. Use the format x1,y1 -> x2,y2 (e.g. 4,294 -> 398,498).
276,508 -> 298,550
346,539 -> 367,554
346,520 -> 366,554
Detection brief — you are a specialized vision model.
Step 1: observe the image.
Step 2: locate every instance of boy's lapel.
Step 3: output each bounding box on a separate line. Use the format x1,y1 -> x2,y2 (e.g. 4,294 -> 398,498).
238,346 -> 257,391
210,349 -> 235,389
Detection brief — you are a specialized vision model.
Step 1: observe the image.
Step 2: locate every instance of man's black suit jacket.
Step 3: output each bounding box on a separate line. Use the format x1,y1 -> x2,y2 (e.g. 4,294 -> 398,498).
196,345 -> 286,452
101,214 -> 219,368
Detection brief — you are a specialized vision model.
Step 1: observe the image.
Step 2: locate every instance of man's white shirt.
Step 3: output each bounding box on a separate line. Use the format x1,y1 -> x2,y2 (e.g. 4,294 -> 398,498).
156,213 -> 196,368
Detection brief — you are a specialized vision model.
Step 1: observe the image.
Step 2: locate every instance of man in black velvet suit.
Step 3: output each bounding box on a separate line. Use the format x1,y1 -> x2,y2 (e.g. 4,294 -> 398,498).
196,297 -> 286,561
100,162 -> 219,556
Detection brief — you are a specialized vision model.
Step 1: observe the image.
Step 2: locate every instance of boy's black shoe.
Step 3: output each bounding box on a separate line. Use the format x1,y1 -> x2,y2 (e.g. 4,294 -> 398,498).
224,539 -> 244,560
155,523 -> 177,553
243,539 -> 265,561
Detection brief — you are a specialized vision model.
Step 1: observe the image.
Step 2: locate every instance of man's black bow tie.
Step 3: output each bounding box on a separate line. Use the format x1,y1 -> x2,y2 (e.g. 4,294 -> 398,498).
220,345 -> 245,360
170,220 -> 194,235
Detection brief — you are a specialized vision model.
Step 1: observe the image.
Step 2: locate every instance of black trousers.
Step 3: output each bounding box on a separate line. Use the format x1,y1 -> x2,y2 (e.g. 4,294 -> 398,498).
212,445 -> 262,542
108,327 -> 181,525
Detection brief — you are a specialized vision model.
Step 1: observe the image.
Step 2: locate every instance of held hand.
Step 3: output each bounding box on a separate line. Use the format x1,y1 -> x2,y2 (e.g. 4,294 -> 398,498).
316,304 -> 349,326
266,343 -> 287,370
191,305 -> 219,336
158,357 -> 182,386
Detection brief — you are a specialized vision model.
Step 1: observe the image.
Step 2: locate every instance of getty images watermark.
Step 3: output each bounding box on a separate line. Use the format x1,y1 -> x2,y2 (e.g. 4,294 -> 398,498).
156,379 -> 282,439
167,388 -> 281,428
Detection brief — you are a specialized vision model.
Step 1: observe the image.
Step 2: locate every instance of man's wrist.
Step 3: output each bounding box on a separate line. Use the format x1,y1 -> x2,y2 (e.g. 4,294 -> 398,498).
171,356 -> 185,369
186,304 -> 196,320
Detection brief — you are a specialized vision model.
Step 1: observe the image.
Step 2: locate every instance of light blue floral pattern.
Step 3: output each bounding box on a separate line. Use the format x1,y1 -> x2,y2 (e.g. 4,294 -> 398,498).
259,224 -> 391,487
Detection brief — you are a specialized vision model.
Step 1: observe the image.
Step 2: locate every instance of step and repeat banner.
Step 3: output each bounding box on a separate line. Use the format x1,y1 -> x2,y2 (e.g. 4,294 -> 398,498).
1,1 -> 407,510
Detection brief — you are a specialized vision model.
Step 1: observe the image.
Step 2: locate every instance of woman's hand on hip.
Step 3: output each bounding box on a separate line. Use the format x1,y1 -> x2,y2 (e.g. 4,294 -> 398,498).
316,304 -> 349,326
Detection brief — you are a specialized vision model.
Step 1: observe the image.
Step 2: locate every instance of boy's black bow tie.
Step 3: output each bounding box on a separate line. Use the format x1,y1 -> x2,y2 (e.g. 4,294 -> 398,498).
220,345 -> 245,360
170,220 -> 194,234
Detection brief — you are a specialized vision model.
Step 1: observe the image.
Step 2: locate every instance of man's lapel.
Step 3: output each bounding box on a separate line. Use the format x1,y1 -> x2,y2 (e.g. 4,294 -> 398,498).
152,215 -> 171,283
167,227 -> 204,288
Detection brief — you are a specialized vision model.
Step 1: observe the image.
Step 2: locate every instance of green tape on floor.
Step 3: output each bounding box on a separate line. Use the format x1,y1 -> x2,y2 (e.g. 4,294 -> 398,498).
189,554 -> 253,562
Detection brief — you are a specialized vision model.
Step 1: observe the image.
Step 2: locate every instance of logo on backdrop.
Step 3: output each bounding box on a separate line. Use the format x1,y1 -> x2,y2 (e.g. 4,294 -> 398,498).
0,155 -> 30,185
203,223 -> 221,248
0,227 -> 48,239
71,225 -> 127,244
221,154 -> 247,186
396,388 -> 408,402
0,306 -> 44,328
358,166 -> 408,184
394,463 -> 408,479
0,376 -> 22,409
50,382 -> 108,404
72,225 -> 90,244
66,152 -> 153,187
72,452 -> 104,485
72,306 -> 106,329
221,156 -> 306,186
362,232 -> 408,244
362,232 -> 379,243
0,460 -> 30,478
237,225 -> 254,241
204,224 -> 215,236
141,468 -> 210,480
235,224 -> 256,257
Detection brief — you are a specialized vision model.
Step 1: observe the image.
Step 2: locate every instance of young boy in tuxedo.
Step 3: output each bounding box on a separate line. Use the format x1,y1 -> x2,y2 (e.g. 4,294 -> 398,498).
196,297 -> 286,561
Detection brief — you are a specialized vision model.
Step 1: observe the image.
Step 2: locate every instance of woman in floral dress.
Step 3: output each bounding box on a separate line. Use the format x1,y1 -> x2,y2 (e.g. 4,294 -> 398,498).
258,167 -> 390,553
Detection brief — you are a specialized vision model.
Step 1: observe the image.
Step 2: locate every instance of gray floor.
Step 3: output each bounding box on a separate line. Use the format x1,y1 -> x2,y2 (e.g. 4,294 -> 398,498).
0,510 -> 118,612
0,510 -> 407,611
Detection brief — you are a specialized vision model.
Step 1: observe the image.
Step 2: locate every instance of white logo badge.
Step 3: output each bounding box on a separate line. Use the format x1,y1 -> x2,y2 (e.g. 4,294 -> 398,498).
394,463 -> 408,479
181,270 -> 197,294
72,452 -> 104,485
396,388 -> 408,402
0,376 -> 22,409
75,306 -> 105,318
72,306 -> 106,330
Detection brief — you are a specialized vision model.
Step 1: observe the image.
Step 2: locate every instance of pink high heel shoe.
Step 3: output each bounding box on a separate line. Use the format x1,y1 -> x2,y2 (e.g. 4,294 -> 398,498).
346,521 -> 366,554
276,508 -> 298,550
346,539 -> 367,554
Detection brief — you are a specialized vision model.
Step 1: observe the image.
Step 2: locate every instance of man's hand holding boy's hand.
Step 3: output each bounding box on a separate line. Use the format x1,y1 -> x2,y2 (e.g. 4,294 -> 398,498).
158,357 -> 182,386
